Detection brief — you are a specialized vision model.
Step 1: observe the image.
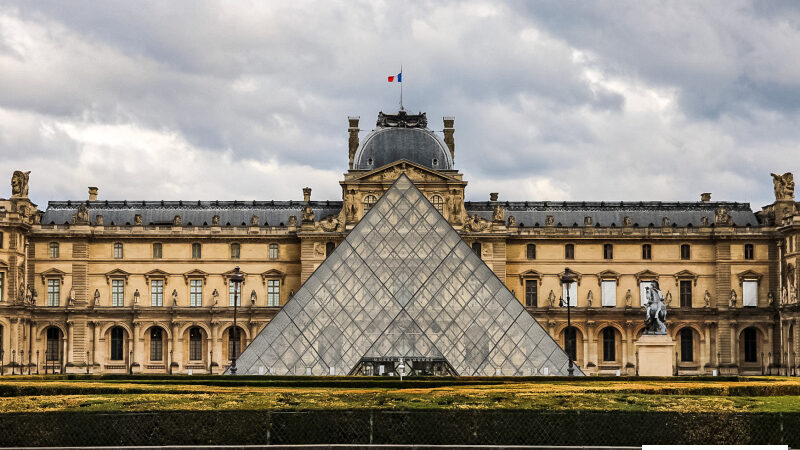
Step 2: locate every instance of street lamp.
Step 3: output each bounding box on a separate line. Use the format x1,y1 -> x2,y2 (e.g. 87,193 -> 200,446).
229,266 -> 245,375
560,267 -> 575,376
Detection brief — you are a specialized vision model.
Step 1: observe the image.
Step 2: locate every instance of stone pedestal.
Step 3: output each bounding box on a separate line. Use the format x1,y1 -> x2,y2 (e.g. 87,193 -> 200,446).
635,334 -> 674,376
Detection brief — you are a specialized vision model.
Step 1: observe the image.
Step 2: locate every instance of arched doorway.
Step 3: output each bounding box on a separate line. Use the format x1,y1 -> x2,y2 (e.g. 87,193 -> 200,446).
146,326 -> 167,367
676,327 -> 701,374
739,326 -> 762,374
559,326 -> 584,368
44,326 -> 63,373
108,326 -> 128,365
598,326 -> 621,369
223,326 -> 245,362
185,326 -> 207,370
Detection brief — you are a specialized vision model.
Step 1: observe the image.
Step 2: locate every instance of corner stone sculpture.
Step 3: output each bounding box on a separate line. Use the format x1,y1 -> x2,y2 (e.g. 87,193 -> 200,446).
643,280 -> 667,335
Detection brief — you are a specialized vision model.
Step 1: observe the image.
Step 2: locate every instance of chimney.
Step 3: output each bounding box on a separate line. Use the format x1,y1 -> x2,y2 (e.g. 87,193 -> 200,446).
348,117 -> 360,169
303,187 -> 312,203
88,187 -> 98,201
443,117 -> 455,162
701,193 -> 711,202
489,193 -> 499,202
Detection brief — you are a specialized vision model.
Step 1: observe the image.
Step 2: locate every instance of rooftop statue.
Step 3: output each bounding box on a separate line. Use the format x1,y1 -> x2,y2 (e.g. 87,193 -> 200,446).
11,170 -> 30,198
771,172 -> 795,200
643,280 -> 667,335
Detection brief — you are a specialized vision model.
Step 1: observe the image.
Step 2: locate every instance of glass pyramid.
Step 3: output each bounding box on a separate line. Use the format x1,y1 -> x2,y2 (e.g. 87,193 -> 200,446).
230,174 -> 582,376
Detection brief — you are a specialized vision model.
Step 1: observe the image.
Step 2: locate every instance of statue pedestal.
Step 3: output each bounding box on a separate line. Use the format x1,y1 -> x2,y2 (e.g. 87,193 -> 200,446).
635,334 -> 674,376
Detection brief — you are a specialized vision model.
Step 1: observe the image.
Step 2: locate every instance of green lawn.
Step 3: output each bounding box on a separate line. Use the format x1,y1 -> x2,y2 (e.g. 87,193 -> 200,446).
1,375 -> 799,413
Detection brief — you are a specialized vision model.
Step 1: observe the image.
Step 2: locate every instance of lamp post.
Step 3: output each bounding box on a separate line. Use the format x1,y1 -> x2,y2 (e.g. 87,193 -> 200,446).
229,266 -> 245,375
560,267 -> 575,376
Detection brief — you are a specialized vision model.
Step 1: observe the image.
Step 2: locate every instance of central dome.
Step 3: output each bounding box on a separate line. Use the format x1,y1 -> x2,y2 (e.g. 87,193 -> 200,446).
353,111 -> 453,171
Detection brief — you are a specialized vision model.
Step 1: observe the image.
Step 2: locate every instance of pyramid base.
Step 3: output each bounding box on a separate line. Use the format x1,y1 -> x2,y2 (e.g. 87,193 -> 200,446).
635,334 -> 675,376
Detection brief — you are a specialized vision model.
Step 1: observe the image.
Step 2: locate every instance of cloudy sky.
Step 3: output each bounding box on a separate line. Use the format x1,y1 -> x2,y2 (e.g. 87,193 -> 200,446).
1,1 -> 799,209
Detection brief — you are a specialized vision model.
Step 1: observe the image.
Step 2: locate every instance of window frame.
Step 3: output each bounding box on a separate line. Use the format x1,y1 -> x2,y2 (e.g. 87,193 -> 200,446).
111,278 -> 125,307
526,244 -> 536,260
565,243 -> 575,260
150,328 -> 163,361
267,279 -> 280,307
46,327 -> 60,361
679,280 -> 692,307
743,328 -> 758,363
472,242 -> 482,259
601,280 -> 616,307
603,243 -> 613,260
189,279 -> 203,307
680,328 -> 694,362
46,278 -> 60,307
150,279 -> 164,307
189,327 -> 203,361
269,243 -> 279,260
524,279 -> 538,307
430,195 -> 444,214
680,244 -> 691,260
744,243 -> 754,260
602,327 -> 616,362
191,243 -> 202,259
642,244 -> 652,260
113,242 -> 124,259
152,243 -> 163,259
110,327 -> 125,361
363,194 -> 377,212
228,327 -> 242,361
229,280 -> 242,306
230,243 -> 241,259
49,242 -> 59,259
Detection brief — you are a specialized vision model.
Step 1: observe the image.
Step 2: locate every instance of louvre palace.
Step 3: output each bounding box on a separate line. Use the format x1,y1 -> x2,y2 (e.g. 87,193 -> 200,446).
1,109 -> 799,376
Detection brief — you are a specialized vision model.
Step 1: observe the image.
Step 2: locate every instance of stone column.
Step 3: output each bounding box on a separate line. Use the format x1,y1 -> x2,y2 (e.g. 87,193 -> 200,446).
132,322 -> 143,373
768,326 -> 775,374
730,322 -> 738,369
171,322 -> 182,373
66,320 -> 74,371
702,324 -> 711,372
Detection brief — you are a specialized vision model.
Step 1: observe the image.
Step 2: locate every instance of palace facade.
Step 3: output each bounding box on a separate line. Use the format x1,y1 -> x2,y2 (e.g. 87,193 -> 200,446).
1,109 -> 799,376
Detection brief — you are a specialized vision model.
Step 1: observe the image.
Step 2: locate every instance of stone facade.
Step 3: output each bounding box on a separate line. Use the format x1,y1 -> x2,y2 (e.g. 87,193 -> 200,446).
1,110 -> 799,376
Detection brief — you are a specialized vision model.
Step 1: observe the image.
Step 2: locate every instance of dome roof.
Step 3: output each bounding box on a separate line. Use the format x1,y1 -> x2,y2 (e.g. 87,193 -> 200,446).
353,111 -> 453,171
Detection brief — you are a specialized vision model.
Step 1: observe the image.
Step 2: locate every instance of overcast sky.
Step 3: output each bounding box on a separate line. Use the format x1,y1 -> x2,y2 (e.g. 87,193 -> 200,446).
1,1 -> 799,209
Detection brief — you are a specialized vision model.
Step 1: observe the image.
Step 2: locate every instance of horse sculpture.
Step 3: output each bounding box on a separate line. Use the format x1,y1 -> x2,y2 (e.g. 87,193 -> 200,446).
644,281 -> 667,335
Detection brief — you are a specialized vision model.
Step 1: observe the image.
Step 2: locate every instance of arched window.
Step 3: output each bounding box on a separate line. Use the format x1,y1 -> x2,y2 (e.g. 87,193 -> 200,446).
152,243 -> 163,259
230,243 -> 240,259
680,328 -> 694,362
743,327 -> 758,363
110,327 -> 125,361
603,244 -> 613,260
326,242 -> 336,257
526,244 -> 536,260
46,327 -> 61,362
472,242 -> 482,259
430,195 -> 444,214
191,243 -> 202,259
642,244 -> 652,260
564,327 -> 577,362
189,327 -> 203,361
228,327 -> 243,361
565,243 -> 574,260
744,243 -> 754,260
113,243 -> 124,259
602,327 -> 616,362
363,195 -> 377,212
681,244 -> 691,260
150,328 -> 163,361
269,243 -> 279,259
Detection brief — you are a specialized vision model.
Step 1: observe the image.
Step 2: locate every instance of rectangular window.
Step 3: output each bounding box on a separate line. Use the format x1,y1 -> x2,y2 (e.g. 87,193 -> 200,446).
151,280 -> 164,307
0,271 -> 4,301
0,231 -> 3,248
269,243 -> 279,259
113,243 -> 124,259
153,243 -> 162,259
267,279 -> 280,306
640,281 -> 654,307
524,280 -> 538,307
601,280 -> 616,307
565,244 -> 574,260
192,243 -> 201,259
229,281 -> 241,306
743,280 -> 758,307
111,279 -> 124,307
190,280 -> 203,307
679,280 -> 692,307
562,282 -> 577,307
526,244 -> 536,260
47,279 -> 60,306
150,335 -> 163,361
642,244 -> 651,260
744,244 -> 754,260
231,243 -> 240,259
603,244 -> 613,259
49,242 -> 59,258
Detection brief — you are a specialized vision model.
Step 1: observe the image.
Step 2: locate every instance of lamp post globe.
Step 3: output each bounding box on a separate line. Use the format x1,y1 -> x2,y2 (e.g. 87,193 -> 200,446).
229,266 -> 245,375
560,267 -> 575,376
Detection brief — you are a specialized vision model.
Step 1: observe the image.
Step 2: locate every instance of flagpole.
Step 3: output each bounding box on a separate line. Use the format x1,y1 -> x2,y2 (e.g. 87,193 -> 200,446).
400,64 -> 403,111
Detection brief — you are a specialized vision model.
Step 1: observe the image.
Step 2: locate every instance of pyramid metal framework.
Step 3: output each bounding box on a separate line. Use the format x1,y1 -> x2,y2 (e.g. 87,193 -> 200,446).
231,174 -> 582,376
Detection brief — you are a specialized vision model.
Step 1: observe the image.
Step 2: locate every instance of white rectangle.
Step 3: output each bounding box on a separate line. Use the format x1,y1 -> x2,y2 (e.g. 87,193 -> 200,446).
743,280 -> 758,307
562,283 -> 577,306
640,281 -> 654,307
602,280 -> 616,307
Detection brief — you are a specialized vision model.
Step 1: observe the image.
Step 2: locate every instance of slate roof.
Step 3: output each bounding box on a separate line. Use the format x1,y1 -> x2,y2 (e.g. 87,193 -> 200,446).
353,127 -> 453,171
41,200 -> 342,226
464,201 -> 760,227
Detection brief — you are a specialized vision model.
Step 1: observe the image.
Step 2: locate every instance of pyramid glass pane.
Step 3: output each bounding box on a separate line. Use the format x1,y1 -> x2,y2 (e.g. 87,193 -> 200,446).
229,174 -> 582,376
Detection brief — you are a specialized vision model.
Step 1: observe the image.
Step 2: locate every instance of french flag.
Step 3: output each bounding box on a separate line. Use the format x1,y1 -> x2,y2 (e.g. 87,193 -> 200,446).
387,72 -> 402,82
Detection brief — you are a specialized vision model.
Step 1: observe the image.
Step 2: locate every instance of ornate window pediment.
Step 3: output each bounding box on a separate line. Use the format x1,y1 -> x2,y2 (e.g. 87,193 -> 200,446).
353,160 -> 456,183
737,269 -> 763,285
261,269 -> 286,285
0,260 -> 8,269
673,269 -> 699,286
596,270 -> 621,286
557,269 -> 582,285
518,269 -> 543,286
144,269 -> 170,285
222,268 -> 247,284
40,268 -> 66,284
635,269 -> 659,285
183,269 -> 208,285
104,268 -> 130,284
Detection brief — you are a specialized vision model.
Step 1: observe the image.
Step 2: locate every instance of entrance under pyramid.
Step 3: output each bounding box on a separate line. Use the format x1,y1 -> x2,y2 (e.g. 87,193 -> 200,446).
230,174 -> 582,376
